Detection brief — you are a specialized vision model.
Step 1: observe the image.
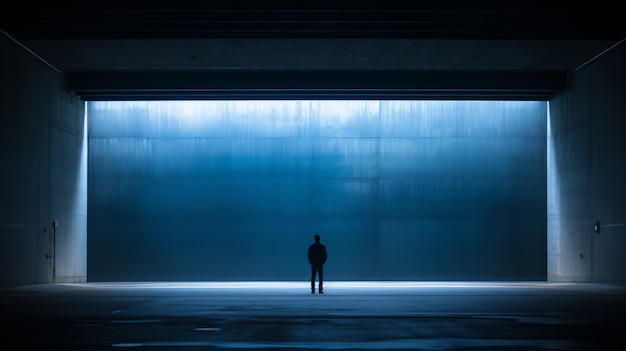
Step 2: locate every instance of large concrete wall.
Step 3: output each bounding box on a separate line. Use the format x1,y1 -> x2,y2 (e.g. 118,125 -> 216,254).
88,100 -> 547,282
0,34 -> 87,288
548,41 -> 626,285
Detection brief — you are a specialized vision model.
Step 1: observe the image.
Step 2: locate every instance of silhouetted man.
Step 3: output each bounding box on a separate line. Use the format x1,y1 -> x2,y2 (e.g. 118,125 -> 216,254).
308,234 -> 327,294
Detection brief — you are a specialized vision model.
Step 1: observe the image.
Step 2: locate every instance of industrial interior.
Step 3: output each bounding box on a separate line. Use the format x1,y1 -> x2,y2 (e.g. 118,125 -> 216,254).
1,2 -> 626,350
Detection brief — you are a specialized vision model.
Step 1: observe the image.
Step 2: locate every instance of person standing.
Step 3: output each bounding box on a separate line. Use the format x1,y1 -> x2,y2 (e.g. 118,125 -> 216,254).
308,234 -> 327,294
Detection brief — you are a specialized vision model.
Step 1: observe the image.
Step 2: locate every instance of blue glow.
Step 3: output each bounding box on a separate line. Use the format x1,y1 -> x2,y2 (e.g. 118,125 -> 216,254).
88,100 -> 547,282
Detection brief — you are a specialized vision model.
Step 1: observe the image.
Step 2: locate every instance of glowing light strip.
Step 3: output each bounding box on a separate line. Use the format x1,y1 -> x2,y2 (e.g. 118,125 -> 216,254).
60,281 -> 569,290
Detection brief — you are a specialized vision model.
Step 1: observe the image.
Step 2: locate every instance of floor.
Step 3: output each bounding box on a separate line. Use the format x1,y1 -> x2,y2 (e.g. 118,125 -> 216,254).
1,281 -> 625,350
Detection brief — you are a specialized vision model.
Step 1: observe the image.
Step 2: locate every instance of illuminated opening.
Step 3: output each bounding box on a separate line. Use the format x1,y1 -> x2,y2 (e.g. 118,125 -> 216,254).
87,100 -> 547,283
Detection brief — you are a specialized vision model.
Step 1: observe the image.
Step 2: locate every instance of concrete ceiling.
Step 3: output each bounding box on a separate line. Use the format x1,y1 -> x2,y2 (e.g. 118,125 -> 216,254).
2,2 -> 625,100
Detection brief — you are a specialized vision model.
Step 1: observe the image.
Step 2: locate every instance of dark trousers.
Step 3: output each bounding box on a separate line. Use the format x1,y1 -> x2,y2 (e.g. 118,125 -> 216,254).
311,265 -> 323,291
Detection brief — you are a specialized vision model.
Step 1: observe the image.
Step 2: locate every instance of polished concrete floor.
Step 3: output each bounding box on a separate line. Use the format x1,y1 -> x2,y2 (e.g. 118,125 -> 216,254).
1,281 -> 626,350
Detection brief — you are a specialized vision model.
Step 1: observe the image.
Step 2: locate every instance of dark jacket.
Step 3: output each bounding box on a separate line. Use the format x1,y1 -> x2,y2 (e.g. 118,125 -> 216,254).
308,241 -> 327,266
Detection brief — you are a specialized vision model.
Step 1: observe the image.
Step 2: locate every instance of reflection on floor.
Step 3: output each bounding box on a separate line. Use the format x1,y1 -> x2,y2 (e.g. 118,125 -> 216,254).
1,281 -> 625,350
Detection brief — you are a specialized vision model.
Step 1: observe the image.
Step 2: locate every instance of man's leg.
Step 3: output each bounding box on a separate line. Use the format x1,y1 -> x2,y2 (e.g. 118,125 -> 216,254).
318,267 -> 324,293
311,268 -> 315,293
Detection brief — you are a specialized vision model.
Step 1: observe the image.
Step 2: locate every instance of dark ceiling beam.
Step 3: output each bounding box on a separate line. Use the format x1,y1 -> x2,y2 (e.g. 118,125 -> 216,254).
69,92 -> 561,102
2,2 -> 625,40
66,70 -> 567,101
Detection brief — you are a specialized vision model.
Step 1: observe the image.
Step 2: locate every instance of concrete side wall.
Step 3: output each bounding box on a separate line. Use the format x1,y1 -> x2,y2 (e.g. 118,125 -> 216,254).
548,41 -> 626,285
0,34 -> 87,288
88,100 -> 546,282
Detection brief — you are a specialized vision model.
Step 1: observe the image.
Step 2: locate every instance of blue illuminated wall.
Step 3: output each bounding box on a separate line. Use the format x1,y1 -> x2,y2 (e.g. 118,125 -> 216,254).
88,100 -> 547,281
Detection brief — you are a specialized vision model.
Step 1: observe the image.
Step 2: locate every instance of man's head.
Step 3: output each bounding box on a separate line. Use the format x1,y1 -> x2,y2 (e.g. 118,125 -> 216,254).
314,234 -> 320,242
